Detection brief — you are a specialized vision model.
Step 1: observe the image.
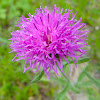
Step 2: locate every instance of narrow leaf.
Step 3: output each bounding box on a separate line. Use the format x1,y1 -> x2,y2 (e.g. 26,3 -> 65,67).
30,70 -> 44,83
84,71 -> 100,88
78,66 -> 89,82
63,57 -> 91,67
78,57 -> 91,64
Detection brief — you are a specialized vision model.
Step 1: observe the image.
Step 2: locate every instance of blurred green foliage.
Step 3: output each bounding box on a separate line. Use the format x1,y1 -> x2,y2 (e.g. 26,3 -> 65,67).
0,0 -> 100,100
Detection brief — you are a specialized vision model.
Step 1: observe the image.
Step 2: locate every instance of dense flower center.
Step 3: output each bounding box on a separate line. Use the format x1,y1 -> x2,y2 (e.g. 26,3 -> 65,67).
42,27 -> 52,47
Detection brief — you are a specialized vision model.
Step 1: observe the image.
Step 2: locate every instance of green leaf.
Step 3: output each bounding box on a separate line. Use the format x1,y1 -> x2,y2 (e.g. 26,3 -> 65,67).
78,66 -> 89,82
63,57 -> 91,67
30,70 -> 44,83
84,71 -> 100,88
78,57 -> 91,64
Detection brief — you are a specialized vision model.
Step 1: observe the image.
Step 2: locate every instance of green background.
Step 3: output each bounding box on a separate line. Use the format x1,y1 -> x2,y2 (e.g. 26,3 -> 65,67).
0,0 -> 100,100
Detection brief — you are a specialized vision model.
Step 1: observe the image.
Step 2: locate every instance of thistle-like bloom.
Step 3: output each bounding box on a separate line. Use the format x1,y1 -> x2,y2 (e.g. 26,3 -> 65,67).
10,6 -> 88,78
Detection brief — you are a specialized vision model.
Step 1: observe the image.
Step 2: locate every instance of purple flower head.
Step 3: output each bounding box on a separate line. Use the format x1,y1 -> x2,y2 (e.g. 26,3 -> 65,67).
9,5 -> 88,78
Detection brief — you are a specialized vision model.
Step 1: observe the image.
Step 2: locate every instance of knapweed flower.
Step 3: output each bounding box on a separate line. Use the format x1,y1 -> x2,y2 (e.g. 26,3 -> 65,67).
9,5 -> 88,78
